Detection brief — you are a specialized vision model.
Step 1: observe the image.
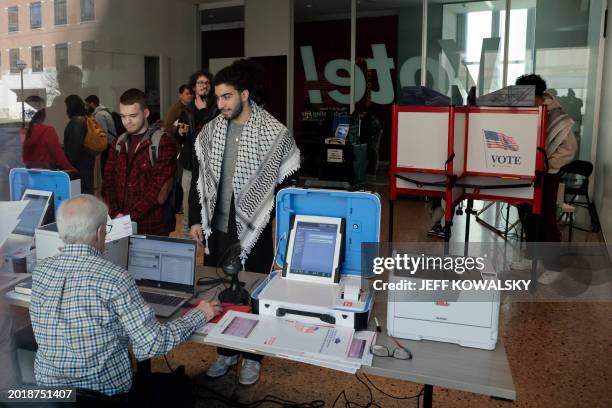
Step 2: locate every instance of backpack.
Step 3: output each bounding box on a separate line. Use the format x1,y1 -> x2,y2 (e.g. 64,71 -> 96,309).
83,116 -> 108,155
115,128 -> 177,232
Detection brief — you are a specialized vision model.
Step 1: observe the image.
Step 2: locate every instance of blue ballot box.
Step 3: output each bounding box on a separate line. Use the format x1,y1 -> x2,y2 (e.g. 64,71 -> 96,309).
9,168 -> 80,215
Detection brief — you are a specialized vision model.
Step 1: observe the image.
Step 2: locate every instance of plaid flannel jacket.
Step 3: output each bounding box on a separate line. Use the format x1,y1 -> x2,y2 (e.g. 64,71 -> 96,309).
30,244 -> 206,395
102,128 -> 176,236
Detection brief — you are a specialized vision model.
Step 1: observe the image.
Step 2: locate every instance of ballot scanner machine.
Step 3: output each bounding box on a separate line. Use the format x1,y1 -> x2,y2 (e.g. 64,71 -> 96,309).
252,188 -> 381,330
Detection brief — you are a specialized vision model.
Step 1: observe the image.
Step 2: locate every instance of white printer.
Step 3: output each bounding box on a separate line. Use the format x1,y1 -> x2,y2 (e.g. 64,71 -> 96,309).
386,257 -> 500,350
35,221 -> 137,268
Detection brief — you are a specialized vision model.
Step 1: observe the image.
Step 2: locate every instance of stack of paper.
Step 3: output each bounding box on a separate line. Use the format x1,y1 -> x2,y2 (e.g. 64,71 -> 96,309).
203,311 -> 375,373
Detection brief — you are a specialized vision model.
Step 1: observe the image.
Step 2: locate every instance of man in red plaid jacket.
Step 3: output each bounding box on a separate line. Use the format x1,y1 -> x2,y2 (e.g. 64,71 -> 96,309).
103,88 -> 176,236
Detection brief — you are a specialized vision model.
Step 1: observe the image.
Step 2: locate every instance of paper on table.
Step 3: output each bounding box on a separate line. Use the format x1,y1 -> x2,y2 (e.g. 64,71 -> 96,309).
206,311 -> 355,362
0,216 -> 20,249
105,215 -> 133,243
0,201 -> 28,221
195,322 -> 216,336
347,330 -> 376,366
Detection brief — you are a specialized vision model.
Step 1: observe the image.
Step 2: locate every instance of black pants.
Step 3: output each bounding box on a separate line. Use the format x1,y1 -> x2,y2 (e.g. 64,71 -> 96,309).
106,366 -> 195,408
204,196 -> 270,363
517,173 -> 562,269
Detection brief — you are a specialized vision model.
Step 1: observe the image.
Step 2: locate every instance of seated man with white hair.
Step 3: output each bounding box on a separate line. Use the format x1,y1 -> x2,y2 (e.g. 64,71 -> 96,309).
29,194 -> 221,401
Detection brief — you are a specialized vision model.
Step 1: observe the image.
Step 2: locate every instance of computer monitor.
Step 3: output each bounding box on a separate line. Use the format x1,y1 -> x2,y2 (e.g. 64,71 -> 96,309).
127,235 -> 196,294
283,215 -> 344,284
12,189 -> 53,237
335,124 -> 349,139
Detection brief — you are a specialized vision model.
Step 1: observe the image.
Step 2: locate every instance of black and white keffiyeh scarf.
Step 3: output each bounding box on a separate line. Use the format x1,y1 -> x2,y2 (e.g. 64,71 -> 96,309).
194,101 -> 300,263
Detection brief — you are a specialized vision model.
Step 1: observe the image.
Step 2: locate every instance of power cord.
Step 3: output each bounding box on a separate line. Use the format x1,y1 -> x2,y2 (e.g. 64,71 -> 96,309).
362,373 -> 424,404
196,382 -> 324,407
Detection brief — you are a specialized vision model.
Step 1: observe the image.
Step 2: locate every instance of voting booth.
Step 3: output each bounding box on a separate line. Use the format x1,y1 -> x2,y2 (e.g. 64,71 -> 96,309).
389,105 -> 467,240
252,187 -> 381,330
389,105 -> 546,241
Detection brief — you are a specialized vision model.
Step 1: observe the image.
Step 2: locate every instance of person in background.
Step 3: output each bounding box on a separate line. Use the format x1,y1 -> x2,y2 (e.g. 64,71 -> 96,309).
22,108 -> 77,173
64,94 -> 95,194
164,84 -> 193,141
85,95 -> 117,171
102,88 -> 177,236
177,71 -> 218,237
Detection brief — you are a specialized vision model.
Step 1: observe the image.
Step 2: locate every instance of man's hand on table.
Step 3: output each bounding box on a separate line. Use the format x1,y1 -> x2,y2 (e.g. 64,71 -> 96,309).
195,300 -> 222,321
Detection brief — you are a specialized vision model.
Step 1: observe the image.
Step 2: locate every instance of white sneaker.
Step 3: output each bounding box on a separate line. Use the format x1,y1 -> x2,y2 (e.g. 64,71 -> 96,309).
510,258 -> 533,271
206,354 -> 239,378
239,358 -> 261,385
537,270 -> 562,285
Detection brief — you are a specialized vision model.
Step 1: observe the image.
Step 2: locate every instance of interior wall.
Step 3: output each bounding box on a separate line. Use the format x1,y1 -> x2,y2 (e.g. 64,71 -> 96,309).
94,0 -> 198,115
244,0 -> 292,127
594,2 -> 611,246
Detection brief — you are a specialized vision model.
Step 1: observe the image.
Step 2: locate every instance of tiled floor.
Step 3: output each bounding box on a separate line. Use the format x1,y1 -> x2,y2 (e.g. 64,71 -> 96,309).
166,184 -> 612,408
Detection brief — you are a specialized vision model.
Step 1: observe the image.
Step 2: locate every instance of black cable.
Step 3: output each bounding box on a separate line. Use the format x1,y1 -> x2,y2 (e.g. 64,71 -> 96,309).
362,373 -> 425,403
163,355 -> 174,373
196,383 -> 324,408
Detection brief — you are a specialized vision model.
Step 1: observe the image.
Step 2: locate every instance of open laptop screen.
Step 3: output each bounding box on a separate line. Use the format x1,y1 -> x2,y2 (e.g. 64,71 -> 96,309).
127,235 -> 196,293
13,190 -> 52,237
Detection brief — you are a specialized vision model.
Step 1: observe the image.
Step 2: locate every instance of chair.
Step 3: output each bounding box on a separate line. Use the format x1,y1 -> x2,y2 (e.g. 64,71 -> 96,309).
557,182 -> 576,242
558,160 -> 600,232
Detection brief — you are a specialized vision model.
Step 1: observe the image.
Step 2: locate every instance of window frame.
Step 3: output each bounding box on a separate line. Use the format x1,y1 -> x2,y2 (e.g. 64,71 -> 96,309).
31,46 -> 43,72
80,0 -> 95,22
54,0 -> 68,26
30,2 -> 42,30
55,43 -> 69,71
8,5 -> 19,33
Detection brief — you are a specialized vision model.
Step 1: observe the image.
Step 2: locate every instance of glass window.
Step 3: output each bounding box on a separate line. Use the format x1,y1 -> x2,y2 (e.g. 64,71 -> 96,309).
427,0 -> 506,102
9,49 -> 20,73
55,43 -> 68,71
55,0 -> 67,26
293,0 -> 351,177
30,2 -> 42,29
81,0 -> 95,22
8,6 -> 19,32
32,46 -> 43,72
81,41 -> 95,71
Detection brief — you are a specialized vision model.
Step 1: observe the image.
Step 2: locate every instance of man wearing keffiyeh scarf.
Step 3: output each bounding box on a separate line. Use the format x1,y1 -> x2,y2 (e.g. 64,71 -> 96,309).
188,59 -> 300,384
512,74 -> 577,284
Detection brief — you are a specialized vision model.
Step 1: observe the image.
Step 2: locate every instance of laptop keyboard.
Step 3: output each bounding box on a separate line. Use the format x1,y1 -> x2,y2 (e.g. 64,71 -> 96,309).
141,291 -> 184,306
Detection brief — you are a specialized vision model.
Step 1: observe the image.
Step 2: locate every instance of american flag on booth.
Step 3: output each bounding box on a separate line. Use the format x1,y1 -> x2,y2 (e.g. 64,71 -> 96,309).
483,130 -> 519,151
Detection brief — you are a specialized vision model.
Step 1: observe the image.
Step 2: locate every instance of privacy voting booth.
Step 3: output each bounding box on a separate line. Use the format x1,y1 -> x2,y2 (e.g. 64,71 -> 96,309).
389,104 -> 547,242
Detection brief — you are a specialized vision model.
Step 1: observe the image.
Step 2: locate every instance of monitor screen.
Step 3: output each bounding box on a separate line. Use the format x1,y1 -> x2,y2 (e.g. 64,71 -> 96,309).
127,235 -> 196,293
13,193 -> 51,237
335,124 -> 349,139
284,215 -> 343,283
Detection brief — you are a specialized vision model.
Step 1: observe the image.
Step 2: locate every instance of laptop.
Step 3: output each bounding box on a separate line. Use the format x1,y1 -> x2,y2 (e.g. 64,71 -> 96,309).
1,189 -> 53,256
127,235 -> 197,317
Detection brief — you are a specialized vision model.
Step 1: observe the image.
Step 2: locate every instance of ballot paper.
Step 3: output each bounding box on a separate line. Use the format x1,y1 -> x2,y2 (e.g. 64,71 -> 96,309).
194,322 -> 216,336
207,311 -> 354,360
0,201 -> 28,221
105,215 -> 133,243
204,311 -> 377,373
